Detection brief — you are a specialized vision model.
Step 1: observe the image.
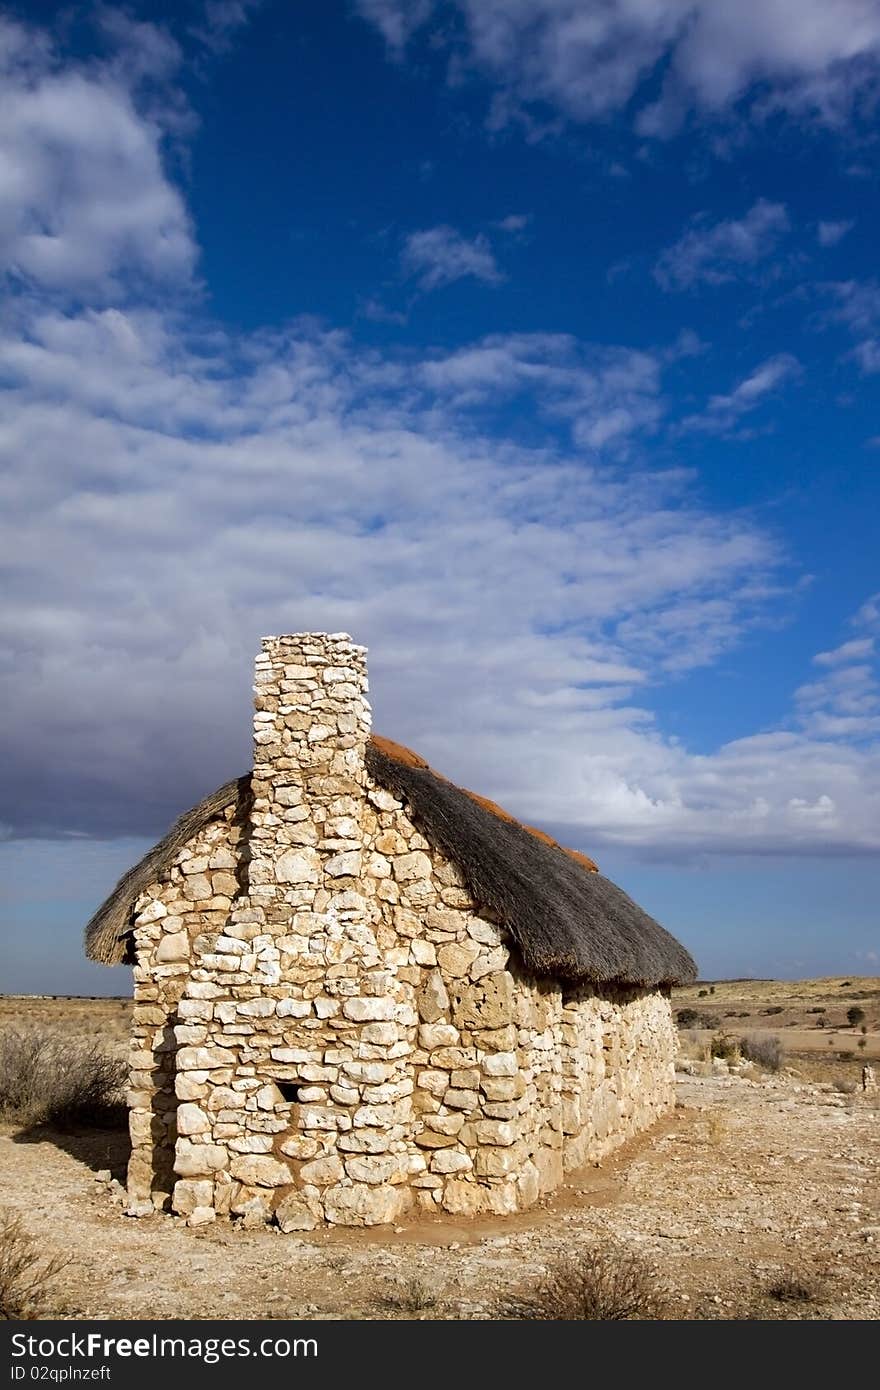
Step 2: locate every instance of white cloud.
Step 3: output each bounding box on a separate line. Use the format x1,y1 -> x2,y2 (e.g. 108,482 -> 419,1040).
401,225 -> 503,291
4,291 -> 880,857
419,332 -> 664,448
821,279 -> 880,374
817,219 -> 854,246
2,10 -> 880,862
655,200 -> 789,291
681,353 -> 800,433
0,16 -> 196,299
356,0 -> 880,138
814,637 -> 875,666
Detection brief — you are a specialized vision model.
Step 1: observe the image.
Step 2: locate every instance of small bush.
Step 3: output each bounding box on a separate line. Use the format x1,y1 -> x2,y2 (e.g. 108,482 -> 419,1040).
807,1007 -> 826,1014
676,1008 -> 703,1028
501,1246 -> 668,1321
847,1006 -> 866,1028
380,1278 -> 438,1314
0,1030 -> 126,1130
762,1006 -> 784,1016
0,1213 -> 68,1319
766,1272 -> 821,1304
740,1035 -> 783,1071
710,1033 -> 740,1062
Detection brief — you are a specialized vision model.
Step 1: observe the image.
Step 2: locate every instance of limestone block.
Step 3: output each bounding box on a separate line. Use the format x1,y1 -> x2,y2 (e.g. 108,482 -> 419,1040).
342,996 -> 396,1021
135,899 -> 167,925
418,1023 -> 459,1049
481,1051 -> 518,1077
275,848 -> 321,884
156,933 -> 189,963
337,1129 -> 391,1154
229,1155 -> 292,1187
475,1119 -> 518,1146
393,851 -> 432,882
453,973 -> 515,1029
176,1103 -> 210,1135
177,1045 -> 236,1070
344,1154 -> 405,1185
322,1183 -> 404,1226
416,972 -> 450,1024
325,850 -> 362,878
440,1180 -> 485,1216
299,1154 -> 344,1185
276,998 -> 312,1018
175,1140 -> 229,1176
182,874 -> 212,901
172,1179 -> 213,1214
429,1149 -> 472,1174
228,1135 -> 275,1154
275,1193 -> 318,1232
437,942 -> 479,977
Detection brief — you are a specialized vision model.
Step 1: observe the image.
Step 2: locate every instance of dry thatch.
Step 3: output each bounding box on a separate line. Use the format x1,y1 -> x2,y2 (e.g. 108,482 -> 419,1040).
83,776 -> 251,966
85,739 -> 695,987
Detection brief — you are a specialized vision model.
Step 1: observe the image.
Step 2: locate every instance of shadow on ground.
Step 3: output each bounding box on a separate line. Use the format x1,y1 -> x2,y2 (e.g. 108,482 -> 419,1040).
12,1115 -> 130,1181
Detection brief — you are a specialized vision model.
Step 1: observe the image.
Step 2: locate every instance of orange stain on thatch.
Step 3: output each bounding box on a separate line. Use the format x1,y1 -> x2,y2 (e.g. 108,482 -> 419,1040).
371,733 -> 599,873
369,735 -> 429,769
461,788 -> 518,824
522,823 -> 556,847
564,847 -> 599,873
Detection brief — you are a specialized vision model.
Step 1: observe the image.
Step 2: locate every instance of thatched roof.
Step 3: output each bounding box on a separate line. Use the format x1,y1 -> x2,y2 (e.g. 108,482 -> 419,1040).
85,739 -> 696,987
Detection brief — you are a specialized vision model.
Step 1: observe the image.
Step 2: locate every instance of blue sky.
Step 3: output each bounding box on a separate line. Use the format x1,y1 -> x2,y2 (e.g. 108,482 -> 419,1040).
1,0 -> 879,993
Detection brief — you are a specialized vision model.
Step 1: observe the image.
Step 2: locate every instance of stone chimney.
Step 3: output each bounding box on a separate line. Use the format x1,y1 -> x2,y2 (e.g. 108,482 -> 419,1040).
248,632 -> 372,934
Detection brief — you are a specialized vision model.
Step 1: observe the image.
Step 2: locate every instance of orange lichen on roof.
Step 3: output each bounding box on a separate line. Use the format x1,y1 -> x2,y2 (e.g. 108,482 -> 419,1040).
564,847 -> 599,873
522,823 -> 557,848
369,735 -> 430,769
461,788 -> 518,824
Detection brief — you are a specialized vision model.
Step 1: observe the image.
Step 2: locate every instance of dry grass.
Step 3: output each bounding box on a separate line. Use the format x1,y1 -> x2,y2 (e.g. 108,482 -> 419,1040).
740,1034 -> 783,1072
379,1277 -> 438,1315
766,1271 -> 824,1306
0,1213 -> 68,1320
0,1029 -> 127,1130
705,1110 -> 727,1145
501,1245 -> 669,1321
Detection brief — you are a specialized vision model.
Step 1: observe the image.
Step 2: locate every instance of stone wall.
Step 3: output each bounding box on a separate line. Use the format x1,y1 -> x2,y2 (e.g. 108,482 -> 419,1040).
124,632 -> 676,1227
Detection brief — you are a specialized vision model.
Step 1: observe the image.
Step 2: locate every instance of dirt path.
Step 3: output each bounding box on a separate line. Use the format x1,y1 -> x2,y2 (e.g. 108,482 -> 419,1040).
2,1072 -> 878,1320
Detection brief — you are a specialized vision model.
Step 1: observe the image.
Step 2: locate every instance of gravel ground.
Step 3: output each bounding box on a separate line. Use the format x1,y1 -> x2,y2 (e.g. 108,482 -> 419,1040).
2,1069 -> 878,1321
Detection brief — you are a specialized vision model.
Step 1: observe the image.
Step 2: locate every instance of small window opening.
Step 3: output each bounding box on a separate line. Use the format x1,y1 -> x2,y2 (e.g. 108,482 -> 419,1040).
275,1081 -> 302,1103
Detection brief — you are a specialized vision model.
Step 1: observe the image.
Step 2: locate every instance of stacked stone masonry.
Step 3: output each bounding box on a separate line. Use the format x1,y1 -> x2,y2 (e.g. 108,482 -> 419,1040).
127,633 -> 676,1227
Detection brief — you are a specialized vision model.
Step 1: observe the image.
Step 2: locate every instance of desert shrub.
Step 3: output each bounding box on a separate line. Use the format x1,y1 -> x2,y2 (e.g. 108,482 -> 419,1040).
676,1008 -> 703,1028
740,1035 -> 783,1071
807,1007 -> 826,1014
858,1038 -> 867,1051
501,1246 -> 668,1321
0,1213 -> 68,1319
380,1278 -> 438,1314
0,1029 -> 126,1130
698,989 -> 708,998
838,1050 -> 854,1061
762,1006 -> 784,1015
847,1006 -> 866,1028
766,1272 -> 822,1304
710,1033 -> 740,1062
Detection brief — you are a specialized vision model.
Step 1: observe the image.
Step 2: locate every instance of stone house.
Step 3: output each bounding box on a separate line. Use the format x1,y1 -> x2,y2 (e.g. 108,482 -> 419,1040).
85,632 -> 696,1229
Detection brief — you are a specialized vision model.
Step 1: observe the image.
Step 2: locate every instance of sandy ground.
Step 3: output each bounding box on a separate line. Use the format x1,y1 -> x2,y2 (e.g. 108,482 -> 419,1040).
2,1068 -> 878,1321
